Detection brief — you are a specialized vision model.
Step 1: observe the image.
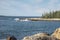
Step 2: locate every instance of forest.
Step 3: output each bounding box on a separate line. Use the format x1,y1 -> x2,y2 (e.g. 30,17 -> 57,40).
42,11 -> 60,18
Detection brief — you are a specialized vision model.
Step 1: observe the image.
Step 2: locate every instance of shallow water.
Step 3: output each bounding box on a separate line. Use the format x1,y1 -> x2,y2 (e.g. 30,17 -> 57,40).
0,20 -> 60,40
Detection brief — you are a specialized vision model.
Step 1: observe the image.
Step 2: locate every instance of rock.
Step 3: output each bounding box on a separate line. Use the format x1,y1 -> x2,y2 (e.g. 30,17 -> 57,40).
35,36 -> 57,40
7,36 -> 17,40
51,28 -> 60,40
22,33 -> 50,40
22,36 -> 32,40
23,28 -> 60,40
48,36 -> 58,40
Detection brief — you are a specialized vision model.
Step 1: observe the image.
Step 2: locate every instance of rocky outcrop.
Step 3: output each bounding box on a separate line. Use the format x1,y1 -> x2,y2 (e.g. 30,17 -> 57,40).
23,28 -> 60,40
22,33 -> 57,40
51,28 -> 60,40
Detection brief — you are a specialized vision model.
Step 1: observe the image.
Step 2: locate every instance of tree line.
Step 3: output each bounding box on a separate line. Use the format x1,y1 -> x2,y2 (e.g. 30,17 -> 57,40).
41,11 -> 60,18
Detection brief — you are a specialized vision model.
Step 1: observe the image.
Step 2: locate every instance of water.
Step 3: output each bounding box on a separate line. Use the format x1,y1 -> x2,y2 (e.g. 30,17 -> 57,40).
0,20 -> 60,40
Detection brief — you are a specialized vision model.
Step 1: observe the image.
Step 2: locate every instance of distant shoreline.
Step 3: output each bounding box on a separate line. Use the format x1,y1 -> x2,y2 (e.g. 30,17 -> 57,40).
28,18 -> 60,21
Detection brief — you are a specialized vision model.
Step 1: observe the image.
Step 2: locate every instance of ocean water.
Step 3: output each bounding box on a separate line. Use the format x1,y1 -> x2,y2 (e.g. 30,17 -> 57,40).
0,20 -> 60,40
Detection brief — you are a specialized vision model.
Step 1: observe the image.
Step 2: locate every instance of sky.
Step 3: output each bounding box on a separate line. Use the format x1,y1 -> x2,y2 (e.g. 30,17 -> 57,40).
0,0 -> 60,16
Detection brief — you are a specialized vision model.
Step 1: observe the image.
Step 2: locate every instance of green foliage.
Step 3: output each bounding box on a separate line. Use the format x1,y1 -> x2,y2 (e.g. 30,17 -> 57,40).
41,11 -> 60,18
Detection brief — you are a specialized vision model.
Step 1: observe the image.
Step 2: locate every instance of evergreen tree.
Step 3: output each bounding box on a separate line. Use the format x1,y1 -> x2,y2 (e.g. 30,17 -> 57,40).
41,11 -> 60,18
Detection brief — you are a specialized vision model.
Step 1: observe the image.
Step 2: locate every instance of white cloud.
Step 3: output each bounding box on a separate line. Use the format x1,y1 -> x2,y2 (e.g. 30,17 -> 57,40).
35,8 -> 50,14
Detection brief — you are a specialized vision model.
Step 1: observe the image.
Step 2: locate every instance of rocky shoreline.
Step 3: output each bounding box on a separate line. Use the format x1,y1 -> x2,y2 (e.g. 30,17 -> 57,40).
28,18 -> 60,21
22,28 -> 60,40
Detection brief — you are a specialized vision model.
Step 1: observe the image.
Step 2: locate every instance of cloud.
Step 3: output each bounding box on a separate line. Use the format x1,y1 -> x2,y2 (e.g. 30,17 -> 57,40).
0,0 -> 47,16
0,0 -> 60,16
47,0 -> 60,10
20,4 -> 32,12
0,0 -> 23,16
34,0 -> 60,14
20,0 -> 60,15
34,0 -> 43,3
35,8 -> 50,14
25,0 -> 44,5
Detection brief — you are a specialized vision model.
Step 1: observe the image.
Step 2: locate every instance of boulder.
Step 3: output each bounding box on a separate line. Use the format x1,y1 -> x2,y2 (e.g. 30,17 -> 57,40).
22,36 -> 32,40
7,36 -> 17,40
51,28 -> 60,40
22,33 -> 50,40
23,28 -> 60,40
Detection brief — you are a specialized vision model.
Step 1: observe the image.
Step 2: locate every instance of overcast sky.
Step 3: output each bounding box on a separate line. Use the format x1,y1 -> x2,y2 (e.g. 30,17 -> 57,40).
0,0 -> 60,16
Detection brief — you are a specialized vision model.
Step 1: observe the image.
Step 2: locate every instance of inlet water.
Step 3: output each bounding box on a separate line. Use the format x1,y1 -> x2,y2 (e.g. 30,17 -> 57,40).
0,20 -> 60,40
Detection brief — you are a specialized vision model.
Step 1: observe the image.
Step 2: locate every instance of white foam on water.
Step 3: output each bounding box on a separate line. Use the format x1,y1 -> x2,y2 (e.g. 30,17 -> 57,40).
20,19 -> 29,21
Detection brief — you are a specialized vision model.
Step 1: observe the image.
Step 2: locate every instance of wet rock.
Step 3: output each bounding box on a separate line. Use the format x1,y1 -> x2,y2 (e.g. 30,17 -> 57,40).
7,36 -> 17,40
